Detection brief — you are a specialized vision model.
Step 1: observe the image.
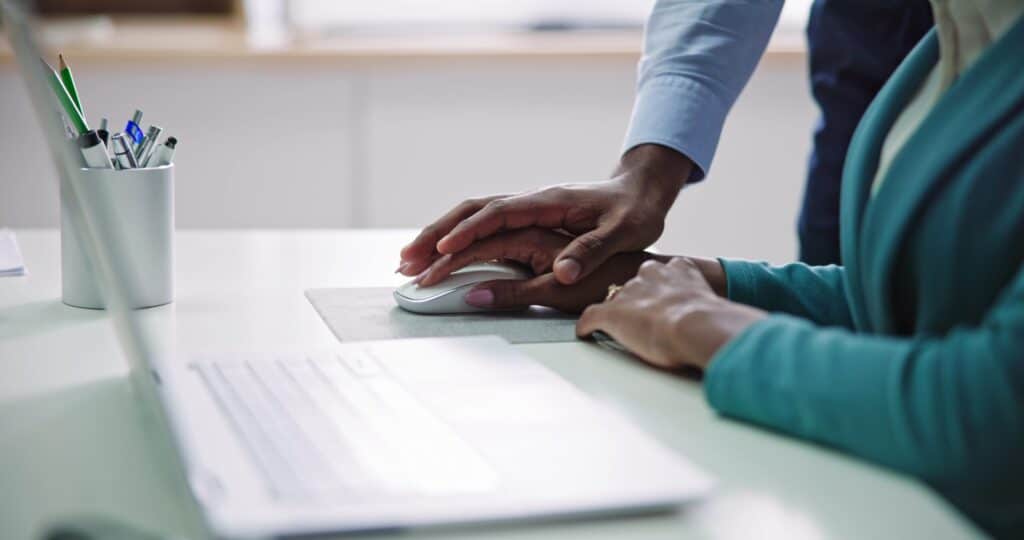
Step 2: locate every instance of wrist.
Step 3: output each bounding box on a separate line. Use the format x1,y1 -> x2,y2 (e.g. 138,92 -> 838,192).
671,298 -> 766,369
684,256 -> 728,298
615,144 -> 692,210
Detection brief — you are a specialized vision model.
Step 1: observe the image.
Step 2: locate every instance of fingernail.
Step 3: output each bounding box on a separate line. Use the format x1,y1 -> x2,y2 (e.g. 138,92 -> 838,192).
395,262 -> 409,274
464,288 -> 494,307
555,258 -> 581,282
412,270 -> 427,285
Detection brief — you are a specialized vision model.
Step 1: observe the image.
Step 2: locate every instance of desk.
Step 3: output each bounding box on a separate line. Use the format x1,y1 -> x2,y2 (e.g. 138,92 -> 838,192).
0,229 -> 984,540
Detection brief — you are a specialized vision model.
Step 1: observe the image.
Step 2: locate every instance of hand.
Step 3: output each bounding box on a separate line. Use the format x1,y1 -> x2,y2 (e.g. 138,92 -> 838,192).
415,223 -> 728,297
576,258 -> 766,370
410,227 -> 664,314
399,144 -> 693,285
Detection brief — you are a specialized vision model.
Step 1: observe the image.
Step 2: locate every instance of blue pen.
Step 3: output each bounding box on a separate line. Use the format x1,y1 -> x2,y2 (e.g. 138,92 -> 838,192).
124,109 -> 144,144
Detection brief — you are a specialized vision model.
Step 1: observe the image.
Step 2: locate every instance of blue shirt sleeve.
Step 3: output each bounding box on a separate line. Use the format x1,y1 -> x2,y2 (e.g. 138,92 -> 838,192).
623,0 -> 784,181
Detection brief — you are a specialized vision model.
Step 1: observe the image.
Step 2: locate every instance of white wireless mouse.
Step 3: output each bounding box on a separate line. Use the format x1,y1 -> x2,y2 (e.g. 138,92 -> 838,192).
394,261 -> 532,314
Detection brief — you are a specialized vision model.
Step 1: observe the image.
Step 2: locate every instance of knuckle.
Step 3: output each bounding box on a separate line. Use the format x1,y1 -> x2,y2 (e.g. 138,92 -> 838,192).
485,199 -> 510,213
621,278 -> 643,295
458,198 -> 485,212
574,233 -> 606,254
545,185 -> 571,200
639,259 -> 662,274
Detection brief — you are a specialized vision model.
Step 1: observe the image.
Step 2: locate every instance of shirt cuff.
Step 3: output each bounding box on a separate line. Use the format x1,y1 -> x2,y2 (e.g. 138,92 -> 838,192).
622,76 -> 731,183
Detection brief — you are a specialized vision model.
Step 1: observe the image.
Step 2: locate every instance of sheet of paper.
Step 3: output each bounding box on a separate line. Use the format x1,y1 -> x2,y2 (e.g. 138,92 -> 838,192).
0,229 -> 26,277
305,287 -> 578,344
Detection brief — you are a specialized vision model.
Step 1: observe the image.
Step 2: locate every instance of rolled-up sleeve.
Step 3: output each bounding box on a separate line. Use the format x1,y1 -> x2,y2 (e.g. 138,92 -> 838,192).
623,0 -> 784,181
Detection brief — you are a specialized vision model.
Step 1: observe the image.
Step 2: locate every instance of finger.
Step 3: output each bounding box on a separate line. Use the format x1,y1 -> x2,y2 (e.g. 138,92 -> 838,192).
671,256 -> 708,282
637,258 -> 666,277
399,196 -> 504,266
575,303 -> 609,338
552,223 -> 630,285
463,274 -> 559,310
437,193 -> 569,255
399,253 -> 443,278
417,229 -> 566,287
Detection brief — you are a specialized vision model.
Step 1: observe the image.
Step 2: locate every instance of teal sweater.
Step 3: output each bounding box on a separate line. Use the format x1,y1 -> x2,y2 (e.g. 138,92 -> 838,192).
704,20 -> 1024,537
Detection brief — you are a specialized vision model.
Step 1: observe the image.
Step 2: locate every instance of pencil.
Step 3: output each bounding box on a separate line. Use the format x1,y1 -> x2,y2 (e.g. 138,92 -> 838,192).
58,53 -> 84,117
41,57 -> 88,134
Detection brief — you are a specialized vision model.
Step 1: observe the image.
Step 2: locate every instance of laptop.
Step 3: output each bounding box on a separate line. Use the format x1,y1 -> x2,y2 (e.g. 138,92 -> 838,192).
1,2 -> 712,537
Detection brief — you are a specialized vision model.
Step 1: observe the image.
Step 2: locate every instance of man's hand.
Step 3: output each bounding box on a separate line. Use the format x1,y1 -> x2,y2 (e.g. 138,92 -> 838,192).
408,227 -> 665,314
398,144 -> 693,285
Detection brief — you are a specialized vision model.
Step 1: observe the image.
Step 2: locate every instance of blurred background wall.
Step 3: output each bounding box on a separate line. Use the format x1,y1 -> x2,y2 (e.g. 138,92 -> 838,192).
0,0 -> 815,263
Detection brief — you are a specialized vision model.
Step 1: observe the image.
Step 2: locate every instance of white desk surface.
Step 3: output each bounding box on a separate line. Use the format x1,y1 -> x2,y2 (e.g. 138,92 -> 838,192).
0,229 -> 984,540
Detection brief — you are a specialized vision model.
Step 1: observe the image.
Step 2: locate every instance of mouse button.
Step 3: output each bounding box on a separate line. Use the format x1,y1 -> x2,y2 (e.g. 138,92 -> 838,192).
457,262 -> 511,274
457,262 -> 532,279
394,280 -> 454,301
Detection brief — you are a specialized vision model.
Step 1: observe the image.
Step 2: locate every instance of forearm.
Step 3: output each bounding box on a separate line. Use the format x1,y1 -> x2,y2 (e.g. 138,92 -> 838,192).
720,259 -> 855,328
705,315 -> 1024,497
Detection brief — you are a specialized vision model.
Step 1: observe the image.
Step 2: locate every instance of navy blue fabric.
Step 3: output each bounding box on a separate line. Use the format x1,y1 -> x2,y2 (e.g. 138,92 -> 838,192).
799,0 -> 933,265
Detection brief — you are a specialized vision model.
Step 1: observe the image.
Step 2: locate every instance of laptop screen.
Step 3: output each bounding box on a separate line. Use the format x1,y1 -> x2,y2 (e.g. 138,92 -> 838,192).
0,2 -> 195,502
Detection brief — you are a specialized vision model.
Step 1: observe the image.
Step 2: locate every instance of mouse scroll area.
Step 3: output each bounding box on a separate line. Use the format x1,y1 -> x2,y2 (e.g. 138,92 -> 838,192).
393,261 -> 533,314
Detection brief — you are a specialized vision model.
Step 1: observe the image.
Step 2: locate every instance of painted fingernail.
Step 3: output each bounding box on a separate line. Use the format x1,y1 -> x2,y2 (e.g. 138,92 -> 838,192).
464,288 -> 494,307
555,258 -> 581,282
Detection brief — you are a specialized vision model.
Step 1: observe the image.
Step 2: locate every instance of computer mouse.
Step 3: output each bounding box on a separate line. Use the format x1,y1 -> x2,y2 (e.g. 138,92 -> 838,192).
393,261 -> 533,314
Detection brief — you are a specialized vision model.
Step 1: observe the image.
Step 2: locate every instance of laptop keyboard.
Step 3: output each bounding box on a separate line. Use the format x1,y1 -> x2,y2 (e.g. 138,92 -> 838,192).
195,350 -> 497,501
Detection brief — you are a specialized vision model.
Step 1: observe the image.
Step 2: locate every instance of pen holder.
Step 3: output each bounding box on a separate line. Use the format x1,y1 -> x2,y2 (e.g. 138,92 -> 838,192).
61,164 -> 174,309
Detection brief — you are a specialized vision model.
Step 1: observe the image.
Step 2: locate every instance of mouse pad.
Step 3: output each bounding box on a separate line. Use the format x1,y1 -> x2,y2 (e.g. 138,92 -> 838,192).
305,287 -> 579,344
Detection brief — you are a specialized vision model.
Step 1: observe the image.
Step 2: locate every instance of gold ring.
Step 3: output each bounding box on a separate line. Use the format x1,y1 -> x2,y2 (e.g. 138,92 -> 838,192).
605,284 -> 623,302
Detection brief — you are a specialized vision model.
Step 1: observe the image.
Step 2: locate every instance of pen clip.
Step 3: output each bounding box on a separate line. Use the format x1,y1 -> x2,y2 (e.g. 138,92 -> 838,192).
125,121 -> 144,144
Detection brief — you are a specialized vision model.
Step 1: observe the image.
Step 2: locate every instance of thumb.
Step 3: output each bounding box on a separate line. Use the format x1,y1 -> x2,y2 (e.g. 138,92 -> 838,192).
553,225 -> 624,285
463,275 -> 553,310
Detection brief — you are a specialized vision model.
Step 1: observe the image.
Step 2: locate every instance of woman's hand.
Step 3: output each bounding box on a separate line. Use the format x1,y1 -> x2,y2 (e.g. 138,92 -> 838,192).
576,258 -> 766,370
398,144 -> 694,285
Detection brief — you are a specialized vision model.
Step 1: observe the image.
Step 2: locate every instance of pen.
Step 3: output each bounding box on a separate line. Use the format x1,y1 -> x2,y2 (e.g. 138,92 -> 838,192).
97,118 -> 109,147
58,53 -> 84,117
146,136 -> 177,167
111,132 -> 138,169
125,109 -> 144,145
41,58 -> 88,134
135,125 -> 162,165
78,130 -> 113,169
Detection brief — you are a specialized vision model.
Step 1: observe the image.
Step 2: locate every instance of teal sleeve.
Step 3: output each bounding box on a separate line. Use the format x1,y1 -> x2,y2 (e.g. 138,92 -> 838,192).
719,259 -> 855,328
705,266 -> 1024,531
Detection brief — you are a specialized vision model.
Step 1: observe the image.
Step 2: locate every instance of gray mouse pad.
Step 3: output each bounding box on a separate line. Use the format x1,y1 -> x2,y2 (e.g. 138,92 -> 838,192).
305,287 -> 579,344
